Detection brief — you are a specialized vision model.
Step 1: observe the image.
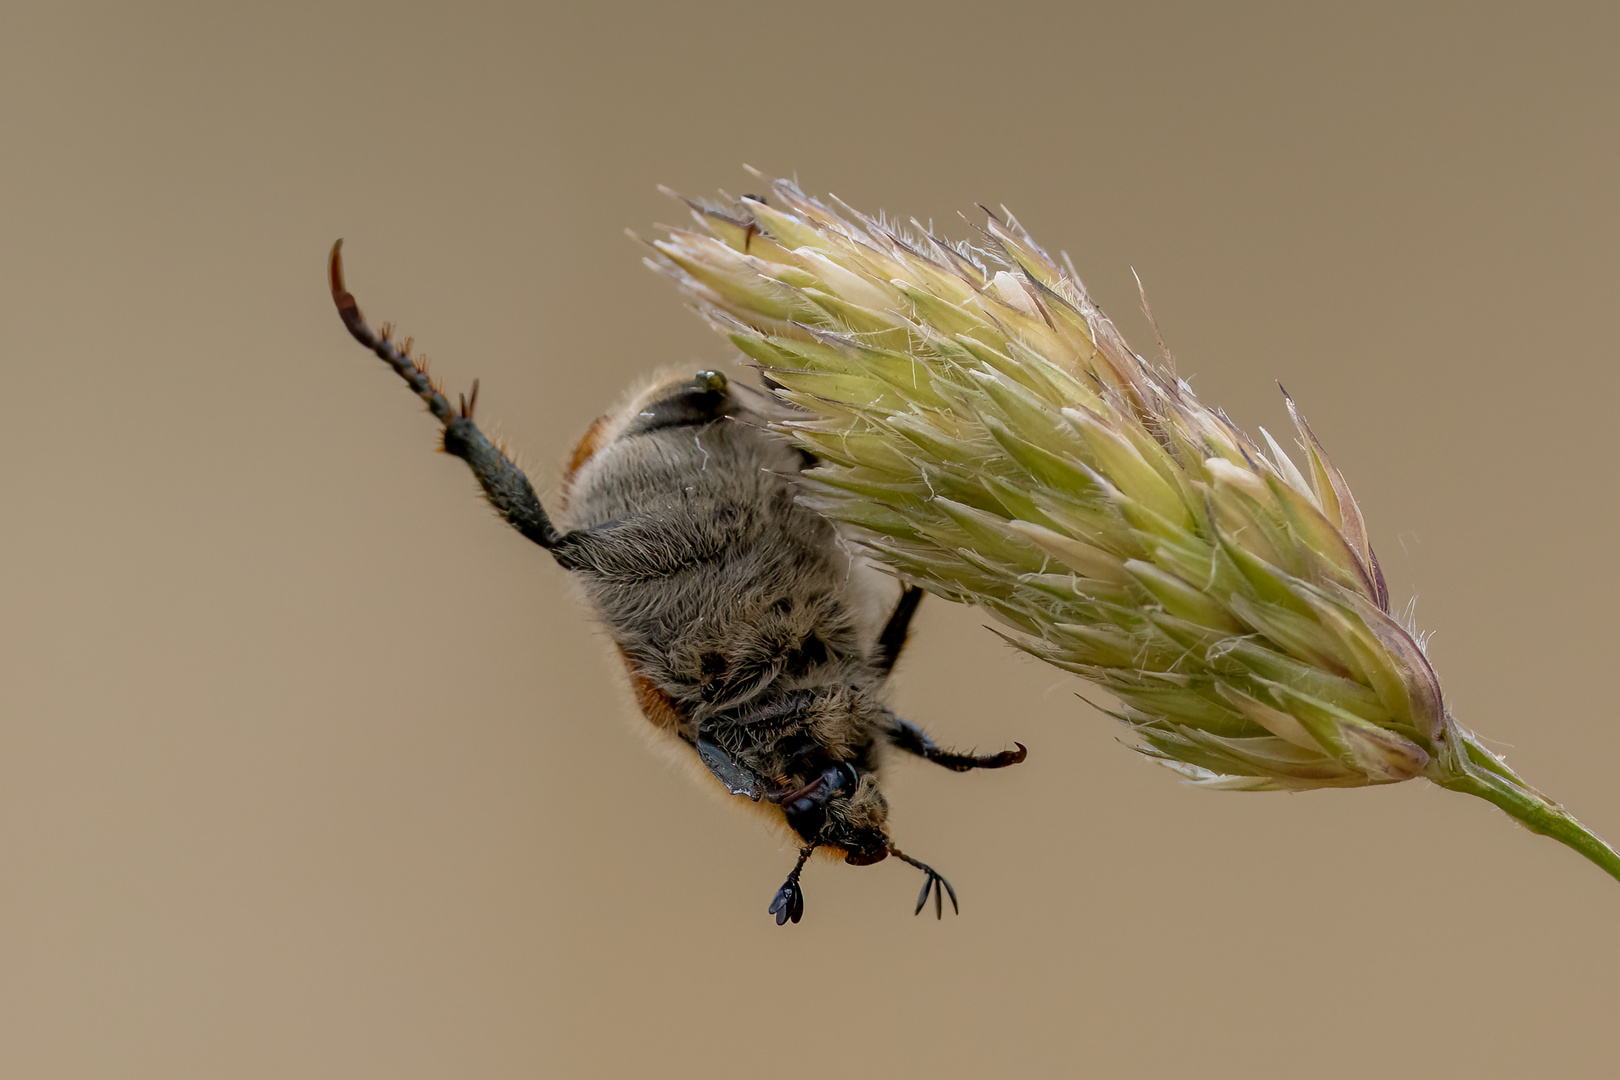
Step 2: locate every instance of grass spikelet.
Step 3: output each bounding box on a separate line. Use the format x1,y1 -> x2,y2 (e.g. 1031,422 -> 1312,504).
646,174 -> 1620,884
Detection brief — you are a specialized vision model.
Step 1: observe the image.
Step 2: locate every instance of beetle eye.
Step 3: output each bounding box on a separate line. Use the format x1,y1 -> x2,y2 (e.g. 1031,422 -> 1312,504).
793,764 -> 857,812
778,762 -> 858,816
835,763 -> 859,794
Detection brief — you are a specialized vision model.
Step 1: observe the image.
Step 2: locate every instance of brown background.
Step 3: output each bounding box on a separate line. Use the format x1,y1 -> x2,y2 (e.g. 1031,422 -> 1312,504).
4,1 -> 1617,1076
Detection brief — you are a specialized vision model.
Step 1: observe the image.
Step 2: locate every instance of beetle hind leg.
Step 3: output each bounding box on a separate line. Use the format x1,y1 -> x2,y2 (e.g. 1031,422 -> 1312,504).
329,241 -> 603,569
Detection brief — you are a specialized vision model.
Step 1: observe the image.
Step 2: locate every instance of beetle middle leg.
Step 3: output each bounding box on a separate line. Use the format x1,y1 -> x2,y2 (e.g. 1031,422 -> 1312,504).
872,585 -> 924,674
887,717 -> 1027,772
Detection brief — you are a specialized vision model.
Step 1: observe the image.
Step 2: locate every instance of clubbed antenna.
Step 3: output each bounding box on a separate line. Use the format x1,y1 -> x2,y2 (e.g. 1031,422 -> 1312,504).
644,177 -> 1620,886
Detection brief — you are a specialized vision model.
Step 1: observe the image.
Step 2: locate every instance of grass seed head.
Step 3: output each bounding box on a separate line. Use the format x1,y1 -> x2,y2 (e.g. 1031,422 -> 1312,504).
650,175 -> 1442,791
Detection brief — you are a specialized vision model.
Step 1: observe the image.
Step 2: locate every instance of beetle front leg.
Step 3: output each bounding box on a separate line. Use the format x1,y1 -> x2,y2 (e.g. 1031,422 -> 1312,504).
886,716 -> 1027,772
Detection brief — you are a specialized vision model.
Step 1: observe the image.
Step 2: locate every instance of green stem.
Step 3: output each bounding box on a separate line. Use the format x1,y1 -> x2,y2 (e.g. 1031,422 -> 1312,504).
1430,735 -> 1620,885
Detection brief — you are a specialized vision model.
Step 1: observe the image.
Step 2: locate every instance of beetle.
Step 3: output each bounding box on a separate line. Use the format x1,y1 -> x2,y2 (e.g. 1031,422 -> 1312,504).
329,241 -> 1025,923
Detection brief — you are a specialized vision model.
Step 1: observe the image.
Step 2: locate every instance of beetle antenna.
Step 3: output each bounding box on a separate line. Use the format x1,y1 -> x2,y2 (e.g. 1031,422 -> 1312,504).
767,845 -> 815,926
889,846 -> 959,919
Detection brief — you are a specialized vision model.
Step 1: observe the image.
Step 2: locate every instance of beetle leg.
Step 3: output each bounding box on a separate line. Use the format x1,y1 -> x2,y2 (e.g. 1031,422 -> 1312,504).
694,736 -> 764,801
873,586 -> 924,674
887,717 -> 1027,772
328,241 -> 601,569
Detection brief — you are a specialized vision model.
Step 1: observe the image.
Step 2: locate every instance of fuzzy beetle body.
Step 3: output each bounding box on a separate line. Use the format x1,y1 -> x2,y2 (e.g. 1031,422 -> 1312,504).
330,242 -> 1025,923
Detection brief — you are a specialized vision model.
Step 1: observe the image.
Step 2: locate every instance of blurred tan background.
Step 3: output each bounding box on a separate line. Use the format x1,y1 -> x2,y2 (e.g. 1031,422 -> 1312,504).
3,1 -> 1617,1076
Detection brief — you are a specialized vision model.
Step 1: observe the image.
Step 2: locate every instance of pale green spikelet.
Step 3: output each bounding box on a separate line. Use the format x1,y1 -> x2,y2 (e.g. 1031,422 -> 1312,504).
645,173 -> 1620,882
